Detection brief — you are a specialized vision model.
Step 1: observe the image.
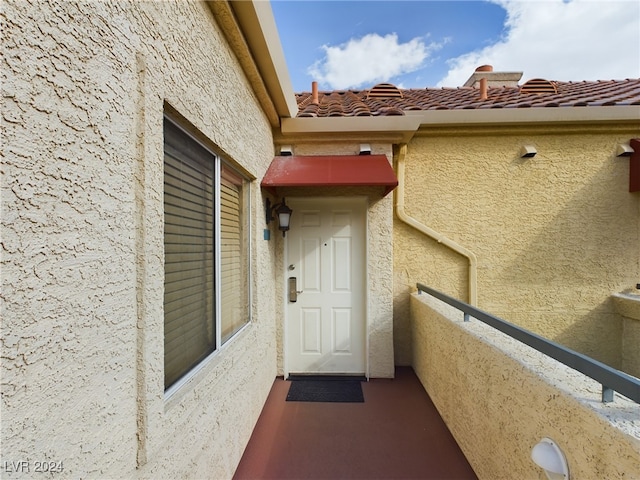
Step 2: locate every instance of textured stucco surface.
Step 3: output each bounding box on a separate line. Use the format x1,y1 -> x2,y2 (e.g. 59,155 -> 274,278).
2,1 -> 278,478
394,128 -> 640,367
613,292 -> 640,378
411,293 -> 640,480
272,143 -> 395,378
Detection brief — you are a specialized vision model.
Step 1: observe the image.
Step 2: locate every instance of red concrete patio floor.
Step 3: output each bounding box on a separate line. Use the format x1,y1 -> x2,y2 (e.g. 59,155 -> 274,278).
233,367 -> 477,480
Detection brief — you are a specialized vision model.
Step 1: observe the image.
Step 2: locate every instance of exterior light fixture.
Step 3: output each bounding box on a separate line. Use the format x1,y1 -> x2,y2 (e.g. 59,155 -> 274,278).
280,145 -> 293,156
520,145 -> 537,158
616,143 -> 634,157
531,438 -> 569,480
360,143 -> 372,155
266,198 -> 293,237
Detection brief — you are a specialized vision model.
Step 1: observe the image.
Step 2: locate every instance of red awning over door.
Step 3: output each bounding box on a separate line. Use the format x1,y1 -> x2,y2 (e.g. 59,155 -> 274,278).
261,155 -> 398,197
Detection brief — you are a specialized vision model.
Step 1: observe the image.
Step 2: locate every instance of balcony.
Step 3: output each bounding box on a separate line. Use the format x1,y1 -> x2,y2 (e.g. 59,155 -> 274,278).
234,286 -> 640,479
234,367 -> 477,479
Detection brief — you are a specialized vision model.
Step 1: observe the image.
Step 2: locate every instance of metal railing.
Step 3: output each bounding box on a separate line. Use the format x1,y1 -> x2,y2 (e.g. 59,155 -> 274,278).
416,283 -> 640,404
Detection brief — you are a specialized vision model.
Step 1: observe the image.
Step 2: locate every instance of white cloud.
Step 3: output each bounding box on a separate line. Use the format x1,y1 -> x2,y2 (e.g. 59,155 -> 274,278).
438,0 -> 640,87
308,33 -> 443,89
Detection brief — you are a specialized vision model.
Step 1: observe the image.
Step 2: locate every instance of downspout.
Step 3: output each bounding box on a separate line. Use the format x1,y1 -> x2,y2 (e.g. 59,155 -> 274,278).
395,144 -> 478,306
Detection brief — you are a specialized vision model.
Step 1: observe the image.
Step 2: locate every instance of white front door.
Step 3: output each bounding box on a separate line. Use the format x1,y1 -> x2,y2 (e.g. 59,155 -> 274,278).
285,198 -> 366,375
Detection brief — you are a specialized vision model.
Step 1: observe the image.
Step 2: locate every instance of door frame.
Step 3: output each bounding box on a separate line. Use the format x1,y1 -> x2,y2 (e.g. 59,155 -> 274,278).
282,196 -> 369,379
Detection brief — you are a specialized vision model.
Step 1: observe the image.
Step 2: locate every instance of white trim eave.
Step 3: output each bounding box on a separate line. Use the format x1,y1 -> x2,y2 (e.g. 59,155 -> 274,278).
415,105 -> 640,126
280,106 -> 640,140
281,116 -> 422,143
229,1 -> 298,119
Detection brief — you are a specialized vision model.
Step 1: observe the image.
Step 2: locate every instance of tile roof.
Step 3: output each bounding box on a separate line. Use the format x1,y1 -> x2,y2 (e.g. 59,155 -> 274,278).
295,79 -> 640,118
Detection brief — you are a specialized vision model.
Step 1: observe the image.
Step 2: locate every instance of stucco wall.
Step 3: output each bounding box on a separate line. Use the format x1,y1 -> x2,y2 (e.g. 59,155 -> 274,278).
394,128 -> 640,367
2,1 -> 278,478
411,293 -> 640,480
613,291 -> 640,378
274,142 -> 395,378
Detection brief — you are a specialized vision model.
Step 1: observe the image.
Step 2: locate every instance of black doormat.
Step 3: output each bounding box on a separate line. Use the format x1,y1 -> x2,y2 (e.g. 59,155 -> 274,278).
286,376 -> 365,403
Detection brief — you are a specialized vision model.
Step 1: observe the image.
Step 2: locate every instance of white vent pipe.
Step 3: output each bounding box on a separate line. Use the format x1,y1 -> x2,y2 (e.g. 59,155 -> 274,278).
395,144 -> 478,305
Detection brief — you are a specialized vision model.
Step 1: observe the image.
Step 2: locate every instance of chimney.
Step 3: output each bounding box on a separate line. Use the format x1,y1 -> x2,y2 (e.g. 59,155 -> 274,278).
311,81 -> 319,105
464,65 -> 523,89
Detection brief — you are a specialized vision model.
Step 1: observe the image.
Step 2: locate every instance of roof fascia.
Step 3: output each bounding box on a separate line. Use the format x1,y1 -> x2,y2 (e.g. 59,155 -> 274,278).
206,1 -> 297,127
206,1 -> 278,127
414,106 -> 640,127
281,116 -> 421,143
227,1 -> 298,119
281,106 -> 640,141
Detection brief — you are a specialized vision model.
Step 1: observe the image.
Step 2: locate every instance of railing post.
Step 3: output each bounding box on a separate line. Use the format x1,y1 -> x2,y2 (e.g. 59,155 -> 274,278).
602,386 -> 614,403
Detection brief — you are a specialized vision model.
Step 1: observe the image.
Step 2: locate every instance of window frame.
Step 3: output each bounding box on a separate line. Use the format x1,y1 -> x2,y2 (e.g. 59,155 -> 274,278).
219,164 -> 251,344
163,114 -> 252,397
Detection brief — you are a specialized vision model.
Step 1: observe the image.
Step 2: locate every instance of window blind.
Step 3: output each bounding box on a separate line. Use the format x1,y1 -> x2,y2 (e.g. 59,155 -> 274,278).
220,165 -> 247,343
163,118 -> 216,389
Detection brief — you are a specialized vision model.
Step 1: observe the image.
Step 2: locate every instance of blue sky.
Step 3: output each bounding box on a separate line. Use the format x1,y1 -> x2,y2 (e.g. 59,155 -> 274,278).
271,0 -> 640,92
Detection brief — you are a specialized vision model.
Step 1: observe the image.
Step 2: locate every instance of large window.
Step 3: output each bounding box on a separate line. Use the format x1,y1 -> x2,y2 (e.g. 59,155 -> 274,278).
163,115 -> 249,391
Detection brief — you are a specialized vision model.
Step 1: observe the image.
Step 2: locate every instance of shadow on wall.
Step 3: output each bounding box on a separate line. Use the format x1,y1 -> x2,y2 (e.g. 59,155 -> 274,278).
393,220 -> 469,366
496,154 -> 635,368
554,298 -> 623,369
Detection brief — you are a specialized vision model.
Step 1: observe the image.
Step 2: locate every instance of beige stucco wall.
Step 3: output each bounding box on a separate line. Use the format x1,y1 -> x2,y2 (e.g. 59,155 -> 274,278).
411,293 -> 640,480
2,1 -> 278,478
273,142 -> 395,378
613,291 -> 640,378
394,127 -> 640,367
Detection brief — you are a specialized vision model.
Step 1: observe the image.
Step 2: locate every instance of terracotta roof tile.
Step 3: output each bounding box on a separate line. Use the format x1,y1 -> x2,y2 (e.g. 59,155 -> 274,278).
294,79 -> 640,117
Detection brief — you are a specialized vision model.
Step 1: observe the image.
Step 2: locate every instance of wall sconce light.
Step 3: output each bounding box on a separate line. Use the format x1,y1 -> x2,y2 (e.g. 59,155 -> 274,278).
531,438 -> 569,480
520,145 -> 537,158
616,143 -> 634,157
266,198 -> 292,237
